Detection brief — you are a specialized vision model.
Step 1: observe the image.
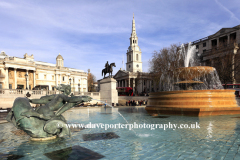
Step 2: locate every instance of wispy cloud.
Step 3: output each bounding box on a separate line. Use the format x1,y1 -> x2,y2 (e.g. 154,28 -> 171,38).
214,0 -> 240,23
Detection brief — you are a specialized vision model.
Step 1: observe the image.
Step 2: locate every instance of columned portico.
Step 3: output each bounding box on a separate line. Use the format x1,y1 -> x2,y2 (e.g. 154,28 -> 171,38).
26,70 -> 29,89
33,71 -> 36,87
14,68 -> 17,89
5,67 -> 9,89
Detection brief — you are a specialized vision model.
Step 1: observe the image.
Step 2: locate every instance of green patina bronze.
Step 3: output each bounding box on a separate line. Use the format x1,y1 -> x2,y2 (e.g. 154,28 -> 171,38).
6,84 -> 92,138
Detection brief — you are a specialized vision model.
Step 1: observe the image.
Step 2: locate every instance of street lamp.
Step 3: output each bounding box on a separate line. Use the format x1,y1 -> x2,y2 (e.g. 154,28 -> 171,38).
25,74 -> 28,90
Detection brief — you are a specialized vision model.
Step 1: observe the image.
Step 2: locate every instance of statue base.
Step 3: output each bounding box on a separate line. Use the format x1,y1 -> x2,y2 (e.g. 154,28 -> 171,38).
99,78 -> 118,105
30,135 -> 57,141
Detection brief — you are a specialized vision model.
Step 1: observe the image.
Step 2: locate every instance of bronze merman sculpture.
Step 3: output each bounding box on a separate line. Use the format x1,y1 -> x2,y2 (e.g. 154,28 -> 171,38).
7,84 -> 92,140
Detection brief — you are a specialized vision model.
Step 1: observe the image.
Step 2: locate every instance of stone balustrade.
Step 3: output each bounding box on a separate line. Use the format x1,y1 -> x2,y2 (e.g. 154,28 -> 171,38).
0,89 -> 101,109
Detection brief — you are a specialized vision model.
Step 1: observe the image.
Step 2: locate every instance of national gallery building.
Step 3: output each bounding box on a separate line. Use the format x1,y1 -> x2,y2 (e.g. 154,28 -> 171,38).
0,52 -> 88,92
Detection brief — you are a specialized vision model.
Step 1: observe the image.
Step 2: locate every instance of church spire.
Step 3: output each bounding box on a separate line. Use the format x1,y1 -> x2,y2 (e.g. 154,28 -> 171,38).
131,13 -> 137,37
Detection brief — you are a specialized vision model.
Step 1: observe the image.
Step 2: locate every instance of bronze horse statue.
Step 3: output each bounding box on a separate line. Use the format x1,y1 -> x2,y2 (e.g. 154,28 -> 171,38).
102,62 -> 116,78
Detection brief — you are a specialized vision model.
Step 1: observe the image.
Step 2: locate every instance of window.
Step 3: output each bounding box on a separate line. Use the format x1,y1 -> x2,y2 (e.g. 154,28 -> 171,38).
0,83 -> 2,89
203,49 -> 206,53
196,45 -> 199,49
136,54 -> 138,61
203,42 -> 206,47
63,76 -> 64,81
9,84 -> 12,89
133,40 -> 134,43
136,64 -> 139,68
129,65 -> 131,68
129,55 -> 131,61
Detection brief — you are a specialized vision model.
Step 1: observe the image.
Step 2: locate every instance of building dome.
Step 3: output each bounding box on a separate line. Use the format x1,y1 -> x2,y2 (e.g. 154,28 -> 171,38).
56,53 -> 64,67
56,53 -> 64,60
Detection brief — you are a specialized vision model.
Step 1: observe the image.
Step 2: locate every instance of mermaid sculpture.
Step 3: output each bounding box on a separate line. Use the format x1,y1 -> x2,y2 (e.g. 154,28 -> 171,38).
7,84 -> 92,139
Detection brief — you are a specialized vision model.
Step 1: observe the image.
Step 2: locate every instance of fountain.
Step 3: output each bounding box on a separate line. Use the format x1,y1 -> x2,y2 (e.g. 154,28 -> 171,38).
146,43 -> 240,116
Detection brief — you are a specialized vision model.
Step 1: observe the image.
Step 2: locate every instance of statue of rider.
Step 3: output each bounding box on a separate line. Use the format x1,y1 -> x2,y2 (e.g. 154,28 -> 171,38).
105,61 -> 109,73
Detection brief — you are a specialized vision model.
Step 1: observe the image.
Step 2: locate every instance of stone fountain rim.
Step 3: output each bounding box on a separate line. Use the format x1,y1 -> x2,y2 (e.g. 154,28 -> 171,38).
150,89 -> 235,94
176,66 -> 216,71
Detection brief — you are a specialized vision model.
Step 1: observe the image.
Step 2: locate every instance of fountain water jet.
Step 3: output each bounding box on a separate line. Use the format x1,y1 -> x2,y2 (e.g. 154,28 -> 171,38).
146,43 -> 240,116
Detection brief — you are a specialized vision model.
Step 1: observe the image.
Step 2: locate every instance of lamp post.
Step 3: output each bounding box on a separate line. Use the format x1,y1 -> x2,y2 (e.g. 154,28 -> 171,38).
25,74 -> 28,90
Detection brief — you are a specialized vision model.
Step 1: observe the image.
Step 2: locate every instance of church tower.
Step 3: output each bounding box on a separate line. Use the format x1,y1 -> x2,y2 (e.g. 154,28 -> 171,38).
126,14 -> 142,72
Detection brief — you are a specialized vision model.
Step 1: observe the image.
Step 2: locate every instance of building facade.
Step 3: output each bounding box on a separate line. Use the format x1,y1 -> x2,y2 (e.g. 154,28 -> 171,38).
192,25 -> 240,65
0,52 -> 88,92
191,25 -> 240,84
114,15 -> 153,95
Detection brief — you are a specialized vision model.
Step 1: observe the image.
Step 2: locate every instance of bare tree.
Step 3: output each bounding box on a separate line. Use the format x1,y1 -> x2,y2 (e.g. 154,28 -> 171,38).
149,43 -> 183,91
88,73 -> 96,92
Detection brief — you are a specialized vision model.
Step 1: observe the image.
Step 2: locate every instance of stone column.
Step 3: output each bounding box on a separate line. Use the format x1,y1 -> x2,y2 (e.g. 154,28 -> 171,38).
55,74 -> 58,87
26,70 -> 29,89
33,71 -> 36,88
5,67 -> 9,89
14,68 -> 17,89
59,74 -> 62,84
128,79 -> 130,87
133,78 -> 135,94
150,80 -> 152,92
80,78 -> 82,92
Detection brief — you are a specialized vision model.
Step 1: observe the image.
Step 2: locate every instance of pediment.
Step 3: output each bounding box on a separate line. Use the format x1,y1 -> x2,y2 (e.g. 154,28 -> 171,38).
113,70 -> 129,79
210,28 -> 237,38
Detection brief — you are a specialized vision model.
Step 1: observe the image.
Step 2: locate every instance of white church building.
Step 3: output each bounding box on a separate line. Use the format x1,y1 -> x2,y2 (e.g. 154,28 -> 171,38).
113,15 -> 153,95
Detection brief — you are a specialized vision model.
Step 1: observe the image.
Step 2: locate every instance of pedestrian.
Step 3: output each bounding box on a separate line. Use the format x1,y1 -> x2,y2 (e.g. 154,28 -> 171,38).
105,100 -> 107,107
126,101 -> 128,106
136,100 -> 139,106
128,100 -> 130,106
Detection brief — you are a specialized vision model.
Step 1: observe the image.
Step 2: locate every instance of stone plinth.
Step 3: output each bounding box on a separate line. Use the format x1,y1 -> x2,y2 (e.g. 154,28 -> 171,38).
100,78 -> 118,105
145,90 -> 240,116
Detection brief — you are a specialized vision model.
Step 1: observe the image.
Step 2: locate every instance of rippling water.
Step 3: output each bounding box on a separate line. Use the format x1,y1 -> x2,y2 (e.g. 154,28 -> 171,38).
1,106 -> 240,159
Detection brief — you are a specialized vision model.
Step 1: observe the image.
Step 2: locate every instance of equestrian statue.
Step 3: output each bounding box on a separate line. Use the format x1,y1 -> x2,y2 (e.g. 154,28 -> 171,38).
102,61 -> 116,78
7,84 -> 92,139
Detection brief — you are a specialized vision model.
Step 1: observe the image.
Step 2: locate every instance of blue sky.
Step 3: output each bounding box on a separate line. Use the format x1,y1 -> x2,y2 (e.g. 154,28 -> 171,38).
0,0 -> 240,80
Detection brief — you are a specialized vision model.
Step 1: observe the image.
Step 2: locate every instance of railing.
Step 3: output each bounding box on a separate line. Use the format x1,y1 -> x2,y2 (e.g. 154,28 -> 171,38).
0,89 -> 61,95
202,43 -> 237,57
192,36 -> 209,44
74,92 -> 100,96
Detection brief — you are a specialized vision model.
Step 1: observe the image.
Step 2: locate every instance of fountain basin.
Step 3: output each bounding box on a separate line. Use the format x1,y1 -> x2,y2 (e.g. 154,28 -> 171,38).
175,66 -> 215,80
145,89 -> 240,116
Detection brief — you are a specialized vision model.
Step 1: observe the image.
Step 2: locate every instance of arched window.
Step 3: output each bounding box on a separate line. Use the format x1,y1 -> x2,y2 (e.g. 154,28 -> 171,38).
133,40 -> 134,43
135,40 -> 137,44
136,54 -> 138,61
129,55 -> 131,61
